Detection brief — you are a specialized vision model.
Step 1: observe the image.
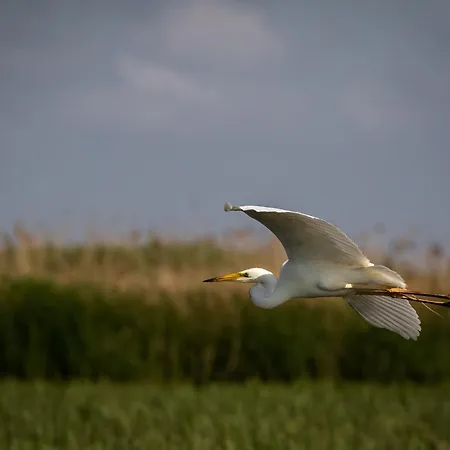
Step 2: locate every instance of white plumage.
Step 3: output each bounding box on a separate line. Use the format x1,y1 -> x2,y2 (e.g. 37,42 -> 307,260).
204,202 -> 427,340
225,202 -> 371,266
347,295 -> 421,340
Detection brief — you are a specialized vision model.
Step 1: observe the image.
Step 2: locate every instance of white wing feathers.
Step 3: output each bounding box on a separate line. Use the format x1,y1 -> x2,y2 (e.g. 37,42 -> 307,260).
224,202 -> 370,266
347,295 -> 421,340
223,202 -> 421,340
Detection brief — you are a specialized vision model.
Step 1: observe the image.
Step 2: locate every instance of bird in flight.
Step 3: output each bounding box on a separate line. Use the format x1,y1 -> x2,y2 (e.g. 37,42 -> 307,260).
204,202 -> 450,340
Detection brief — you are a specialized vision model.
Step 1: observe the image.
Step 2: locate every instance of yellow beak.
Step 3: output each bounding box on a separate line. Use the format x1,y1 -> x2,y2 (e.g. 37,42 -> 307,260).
203,272 -> 241,282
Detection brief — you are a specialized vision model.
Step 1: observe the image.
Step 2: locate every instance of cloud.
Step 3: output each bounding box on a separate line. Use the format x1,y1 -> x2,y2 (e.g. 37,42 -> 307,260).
161,0 -> 284,67
118,58 -> 219,104
63,0 -> 285,131
71,58 -> 222,130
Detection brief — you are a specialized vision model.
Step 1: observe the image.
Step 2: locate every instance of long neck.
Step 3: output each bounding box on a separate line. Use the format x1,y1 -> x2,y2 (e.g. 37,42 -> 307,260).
249,272 -> 290,309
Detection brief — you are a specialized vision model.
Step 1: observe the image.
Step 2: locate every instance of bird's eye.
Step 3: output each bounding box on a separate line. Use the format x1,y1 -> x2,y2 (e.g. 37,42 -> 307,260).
242,272 -> 249,277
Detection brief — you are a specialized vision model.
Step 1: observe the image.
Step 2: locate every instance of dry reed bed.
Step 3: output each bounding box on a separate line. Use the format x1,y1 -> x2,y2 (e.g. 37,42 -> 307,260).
1,224 -> 449,299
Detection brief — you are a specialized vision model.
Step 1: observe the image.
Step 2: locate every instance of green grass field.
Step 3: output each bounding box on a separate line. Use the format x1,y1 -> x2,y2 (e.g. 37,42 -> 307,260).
0,381 -> 449,449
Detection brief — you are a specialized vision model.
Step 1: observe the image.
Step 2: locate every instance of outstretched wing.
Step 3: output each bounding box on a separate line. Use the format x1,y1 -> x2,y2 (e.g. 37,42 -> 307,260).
224,202 -> 370,266
347,295 -> 421,340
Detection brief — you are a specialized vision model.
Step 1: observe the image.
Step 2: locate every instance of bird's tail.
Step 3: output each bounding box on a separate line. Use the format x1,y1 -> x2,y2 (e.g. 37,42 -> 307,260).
352,264 -> 407,289
352,288 -> 450,307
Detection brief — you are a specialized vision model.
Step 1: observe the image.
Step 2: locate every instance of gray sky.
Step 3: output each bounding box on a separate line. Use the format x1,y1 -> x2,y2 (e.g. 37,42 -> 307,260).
1,0 -> 450,247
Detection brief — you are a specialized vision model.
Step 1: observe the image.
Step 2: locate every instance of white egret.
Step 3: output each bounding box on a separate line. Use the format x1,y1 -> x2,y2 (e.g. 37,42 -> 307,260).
204,202 -> 450,340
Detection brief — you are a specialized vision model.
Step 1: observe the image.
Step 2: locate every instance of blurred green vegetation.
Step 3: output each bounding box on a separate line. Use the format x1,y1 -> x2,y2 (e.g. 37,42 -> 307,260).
0,381 -> 449,449
0,277 -> 449,383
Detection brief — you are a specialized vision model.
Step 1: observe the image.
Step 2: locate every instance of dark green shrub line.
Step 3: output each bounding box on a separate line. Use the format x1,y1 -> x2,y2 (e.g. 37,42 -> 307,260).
0,277 -> 449,383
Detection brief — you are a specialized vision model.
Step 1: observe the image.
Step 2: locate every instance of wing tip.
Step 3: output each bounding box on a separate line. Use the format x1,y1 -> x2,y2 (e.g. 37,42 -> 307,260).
224,202 -> 240,212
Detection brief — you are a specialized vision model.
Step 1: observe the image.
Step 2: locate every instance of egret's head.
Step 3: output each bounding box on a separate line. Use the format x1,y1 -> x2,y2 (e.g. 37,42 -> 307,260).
203,268 -> 271,284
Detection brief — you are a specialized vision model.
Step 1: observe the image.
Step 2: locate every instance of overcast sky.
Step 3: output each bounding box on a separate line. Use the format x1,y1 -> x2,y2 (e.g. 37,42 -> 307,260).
1,0 -> 450,247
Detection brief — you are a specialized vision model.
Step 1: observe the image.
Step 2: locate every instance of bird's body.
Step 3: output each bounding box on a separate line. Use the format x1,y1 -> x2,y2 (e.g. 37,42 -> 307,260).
204,202 -> 450,340
260,260 -> 353,302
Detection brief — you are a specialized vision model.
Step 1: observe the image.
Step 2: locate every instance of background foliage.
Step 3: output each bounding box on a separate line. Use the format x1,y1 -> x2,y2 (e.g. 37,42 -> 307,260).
0,227 -> 449,448
0,276 -> 449,383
